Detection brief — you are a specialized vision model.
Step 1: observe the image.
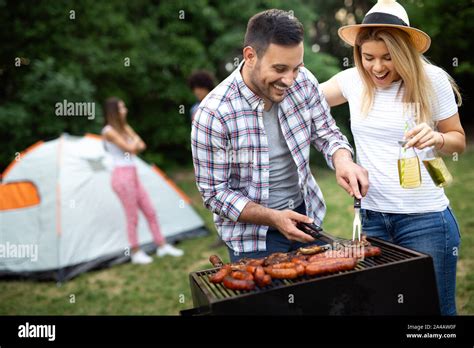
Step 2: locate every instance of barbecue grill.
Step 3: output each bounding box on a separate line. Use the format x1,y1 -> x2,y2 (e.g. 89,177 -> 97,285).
181,237 -> 440,315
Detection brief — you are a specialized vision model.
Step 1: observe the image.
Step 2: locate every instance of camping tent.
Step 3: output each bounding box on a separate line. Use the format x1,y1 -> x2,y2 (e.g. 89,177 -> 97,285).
0,134 -> 207,281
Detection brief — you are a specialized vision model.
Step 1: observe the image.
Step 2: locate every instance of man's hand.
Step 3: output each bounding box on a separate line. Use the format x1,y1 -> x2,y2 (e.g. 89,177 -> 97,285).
239,202 -> 315,243
333,149 -> 369,199
271,209 -> 315,243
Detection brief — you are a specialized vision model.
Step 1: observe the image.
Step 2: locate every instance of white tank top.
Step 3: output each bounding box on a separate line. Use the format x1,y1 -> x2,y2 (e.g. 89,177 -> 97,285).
101,125 -> 136,167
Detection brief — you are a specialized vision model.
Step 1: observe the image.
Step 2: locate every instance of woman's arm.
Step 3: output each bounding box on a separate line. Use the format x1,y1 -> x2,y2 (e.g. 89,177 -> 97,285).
404,113 -> 466,154
436,114 -> 466,154
125,125 -> 146,152
320,74 -> 348,107
103,127 -> 140,154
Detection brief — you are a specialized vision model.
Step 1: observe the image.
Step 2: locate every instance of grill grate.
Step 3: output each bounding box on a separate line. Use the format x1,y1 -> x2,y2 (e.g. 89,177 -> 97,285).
192,238 -> 423,301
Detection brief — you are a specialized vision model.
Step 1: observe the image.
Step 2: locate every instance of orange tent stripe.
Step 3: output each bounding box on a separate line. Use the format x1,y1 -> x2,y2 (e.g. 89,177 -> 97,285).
84,133 -> 102,140
1,141 -> 44,179
0,181 -> 40,210
151,165 -> 192,204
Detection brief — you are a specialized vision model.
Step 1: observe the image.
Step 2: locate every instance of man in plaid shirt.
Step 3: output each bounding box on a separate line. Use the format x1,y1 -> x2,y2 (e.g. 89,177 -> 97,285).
191,9 -> 368,262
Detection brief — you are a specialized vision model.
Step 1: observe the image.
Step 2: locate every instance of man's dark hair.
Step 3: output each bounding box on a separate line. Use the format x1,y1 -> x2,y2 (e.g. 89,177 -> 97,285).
187,70 -> 216,91
244,9 -> 304,57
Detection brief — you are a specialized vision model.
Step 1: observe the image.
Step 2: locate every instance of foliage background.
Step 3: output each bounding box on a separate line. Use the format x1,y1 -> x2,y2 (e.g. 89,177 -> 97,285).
1,0 -> 471,171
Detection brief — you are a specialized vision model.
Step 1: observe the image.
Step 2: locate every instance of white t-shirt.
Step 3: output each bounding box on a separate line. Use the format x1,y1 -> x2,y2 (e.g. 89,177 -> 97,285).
336,64 -> 458,213
101,125 -> 136,167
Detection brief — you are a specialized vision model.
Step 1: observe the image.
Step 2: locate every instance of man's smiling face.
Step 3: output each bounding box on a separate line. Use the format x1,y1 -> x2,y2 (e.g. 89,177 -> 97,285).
246,42 -> 304,106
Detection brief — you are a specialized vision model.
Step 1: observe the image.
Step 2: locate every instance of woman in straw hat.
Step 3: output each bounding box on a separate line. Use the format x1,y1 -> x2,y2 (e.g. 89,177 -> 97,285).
321,0 -> 465,315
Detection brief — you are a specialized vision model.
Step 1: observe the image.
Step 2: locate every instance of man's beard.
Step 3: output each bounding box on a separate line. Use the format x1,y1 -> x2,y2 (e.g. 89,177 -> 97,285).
249,72 -> 276,104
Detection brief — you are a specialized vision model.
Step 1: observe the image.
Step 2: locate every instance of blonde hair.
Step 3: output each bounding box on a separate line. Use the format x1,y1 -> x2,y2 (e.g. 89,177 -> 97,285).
354,27 -> 462,125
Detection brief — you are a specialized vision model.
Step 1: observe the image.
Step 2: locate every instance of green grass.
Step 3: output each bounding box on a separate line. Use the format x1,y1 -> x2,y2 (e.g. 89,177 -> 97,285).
0,148 -> 473,315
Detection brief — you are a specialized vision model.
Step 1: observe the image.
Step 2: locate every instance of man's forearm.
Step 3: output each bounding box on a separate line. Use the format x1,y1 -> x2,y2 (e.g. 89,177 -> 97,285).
238,201 -> 277,228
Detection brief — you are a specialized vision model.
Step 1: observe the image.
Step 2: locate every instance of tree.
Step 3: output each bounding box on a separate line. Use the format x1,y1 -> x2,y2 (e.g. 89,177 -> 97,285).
0,0 -> 342,171
1,0 -> 469,172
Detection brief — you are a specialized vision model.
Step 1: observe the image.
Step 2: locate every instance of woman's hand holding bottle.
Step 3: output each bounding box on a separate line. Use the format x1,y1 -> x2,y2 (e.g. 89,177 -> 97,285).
404,122 -> 444,150
402,123 -> 452,188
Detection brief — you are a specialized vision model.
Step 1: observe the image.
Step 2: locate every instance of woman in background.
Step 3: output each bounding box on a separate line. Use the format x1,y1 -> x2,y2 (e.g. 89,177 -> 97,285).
321,0 -> 465,315
102,97 -> 183,264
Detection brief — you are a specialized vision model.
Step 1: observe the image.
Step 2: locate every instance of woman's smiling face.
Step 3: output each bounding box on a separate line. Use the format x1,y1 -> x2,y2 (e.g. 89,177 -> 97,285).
361,40 -> 401,88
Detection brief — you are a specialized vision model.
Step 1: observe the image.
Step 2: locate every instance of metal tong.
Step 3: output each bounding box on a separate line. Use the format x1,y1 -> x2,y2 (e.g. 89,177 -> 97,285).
297,222 -> 350,247
352,195 -> 362,242
298,193 -> 362,244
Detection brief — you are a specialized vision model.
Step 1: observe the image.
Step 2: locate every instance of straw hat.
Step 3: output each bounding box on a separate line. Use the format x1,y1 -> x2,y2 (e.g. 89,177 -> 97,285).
338,0 -> 431,53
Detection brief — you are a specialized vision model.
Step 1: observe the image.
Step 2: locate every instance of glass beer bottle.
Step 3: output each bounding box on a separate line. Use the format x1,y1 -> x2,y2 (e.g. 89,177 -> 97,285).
398,140 -> 421,189
420,146 -> 453,187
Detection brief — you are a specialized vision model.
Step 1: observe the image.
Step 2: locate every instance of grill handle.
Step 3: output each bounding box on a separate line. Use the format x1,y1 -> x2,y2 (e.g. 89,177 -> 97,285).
354,182 -> 362,208
354,196 -> 361,209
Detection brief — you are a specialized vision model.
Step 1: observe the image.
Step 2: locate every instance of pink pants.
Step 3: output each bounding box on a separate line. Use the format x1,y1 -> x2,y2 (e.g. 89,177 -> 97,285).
111,166 -> 165,248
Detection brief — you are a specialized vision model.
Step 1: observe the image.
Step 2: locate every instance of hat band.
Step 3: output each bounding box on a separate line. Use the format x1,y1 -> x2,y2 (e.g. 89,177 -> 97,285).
362,12 -> 408,27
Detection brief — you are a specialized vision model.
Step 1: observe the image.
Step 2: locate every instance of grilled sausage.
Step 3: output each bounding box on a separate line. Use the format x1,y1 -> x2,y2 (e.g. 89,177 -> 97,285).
231,270 -> 254,281
254,265 -> 265,278
298,245 -> 324,255
363,246 -> 382,257
307,252 -> 331,262
295,264 -> 306,277
305,258 -> 357,276
229,264 -> 248,271
247,258 -> 265,266
270,262 -> 298,269
256,274 -> 272,287
209,265 -> 231,283
254,266 -> 272,287
265,267 -> 299,279
291,257 -> 309,266
245,265 -> 257,274
312,257 -> 355,265
209,255 -> 224,268
337,245 -> 382,258
223,276 -> 256,291
307,245 -> 382,261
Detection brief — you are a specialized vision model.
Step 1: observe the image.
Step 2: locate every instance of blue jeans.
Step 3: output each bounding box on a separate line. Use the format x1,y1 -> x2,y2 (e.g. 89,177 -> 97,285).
228,201 -> 324,262
361,207 -> 461,315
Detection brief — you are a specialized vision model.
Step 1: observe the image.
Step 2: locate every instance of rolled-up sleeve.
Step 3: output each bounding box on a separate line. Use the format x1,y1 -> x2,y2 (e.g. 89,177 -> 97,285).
306,72 -> 353,170
191,107 -> 251,221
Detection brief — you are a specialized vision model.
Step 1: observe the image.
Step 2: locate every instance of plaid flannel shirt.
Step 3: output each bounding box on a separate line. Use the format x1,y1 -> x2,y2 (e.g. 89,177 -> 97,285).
191,62 -> 353,253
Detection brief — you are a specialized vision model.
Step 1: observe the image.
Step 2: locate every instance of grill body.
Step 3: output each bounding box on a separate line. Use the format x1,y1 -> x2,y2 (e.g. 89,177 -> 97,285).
182,237 -> 440,315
